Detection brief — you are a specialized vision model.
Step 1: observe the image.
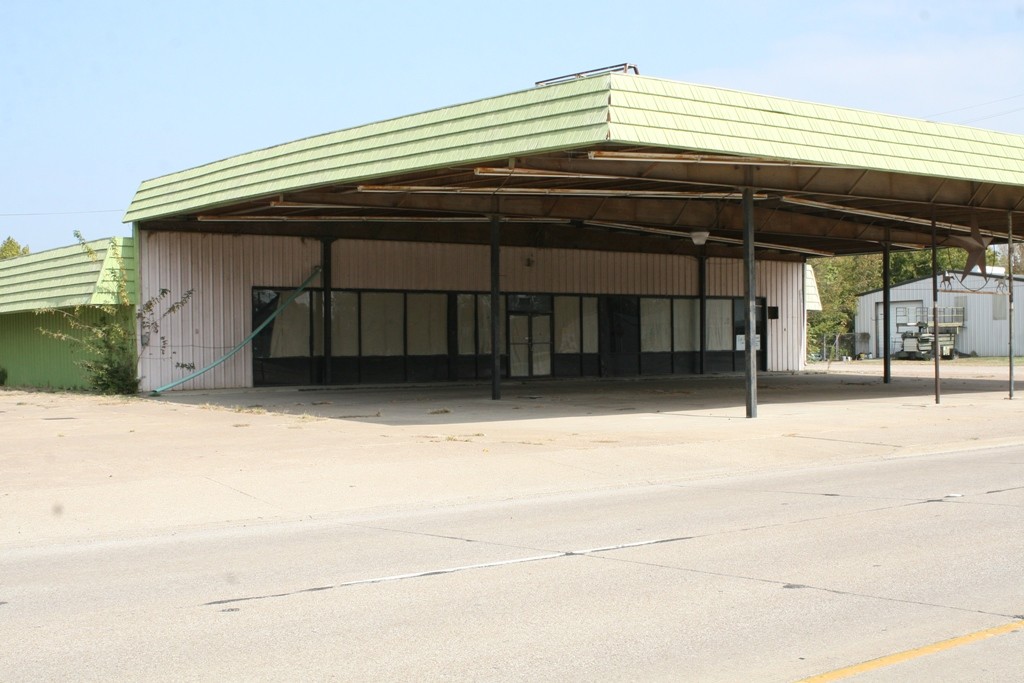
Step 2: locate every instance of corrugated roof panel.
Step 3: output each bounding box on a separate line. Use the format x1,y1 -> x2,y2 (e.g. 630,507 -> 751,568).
132,125 -> 609,221
125,79 -> 614,222
124,73 -> 1024,223
92,238 -> 135,306
0,238 -> 135,314
611,82 -> 1024,168
144,79 -> 608,186
608,75 -> 1024,185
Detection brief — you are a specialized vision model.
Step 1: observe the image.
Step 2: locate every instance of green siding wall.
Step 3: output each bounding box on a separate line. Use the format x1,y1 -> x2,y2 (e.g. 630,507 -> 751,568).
0,308 -> 107,389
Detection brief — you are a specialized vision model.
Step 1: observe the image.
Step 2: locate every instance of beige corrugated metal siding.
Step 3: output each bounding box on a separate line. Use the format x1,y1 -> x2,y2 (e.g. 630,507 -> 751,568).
137,232 -> 321,391
705,258 -> 743,297
333,240 -> 488,291
706,257 -> 805,370
757,260 -> 805,372
333,240 -> 700,295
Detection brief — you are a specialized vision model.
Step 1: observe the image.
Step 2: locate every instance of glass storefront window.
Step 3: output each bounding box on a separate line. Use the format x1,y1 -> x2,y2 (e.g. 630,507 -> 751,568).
706,299 -> 733,351
673,298 -> 699,352
269,291 -> 312,357
406,293 -> 447,356
331,291 -> 359,356
476,295 -> 506,355
554,296 -> 581,353
254,286 -> 756,388
477,295 -> 492,354
581,297 -> 598,353
640,298 -> 671,352
361,292 -> 404,356
312,292 -> 324,356
457,294 -> 475,355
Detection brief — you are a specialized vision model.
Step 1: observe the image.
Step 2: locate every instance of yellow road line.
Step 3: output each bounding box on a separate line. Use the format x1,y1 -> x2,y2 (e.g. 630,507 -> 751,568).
797,619 -> 1024,682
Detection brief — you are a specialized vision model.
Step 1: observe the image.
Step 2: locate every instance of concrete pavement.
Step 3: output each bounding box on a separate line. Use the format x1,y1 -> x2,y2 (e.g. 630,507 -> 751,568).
2,362 -> 1022,549
2,445 -> 1022,681
2,362 -> 1023,681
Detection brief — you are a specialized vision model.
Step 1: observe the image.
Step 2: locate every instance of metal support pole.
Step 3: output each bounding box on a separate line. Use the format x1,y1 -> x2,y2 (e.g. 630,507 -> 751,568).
699,254 -> 707,375
321,238 -> 333,385
490,215 -> 501,400
743,186 -> 757,418
1009,212 -> 1015,399
882,238 -> 892,384
931,216 -> 941,404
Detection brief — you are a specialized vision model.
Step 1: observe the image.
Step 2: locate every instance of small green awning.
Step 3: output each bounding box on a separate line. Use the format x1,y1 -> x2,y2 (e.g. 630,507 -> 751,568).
0,237 -> 136,314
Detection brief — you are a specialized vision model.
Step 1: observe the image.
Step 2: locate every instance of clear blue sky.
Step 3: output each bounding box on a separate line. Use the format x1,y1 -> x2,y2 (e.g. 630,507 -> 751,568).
3,0 -> 1024,252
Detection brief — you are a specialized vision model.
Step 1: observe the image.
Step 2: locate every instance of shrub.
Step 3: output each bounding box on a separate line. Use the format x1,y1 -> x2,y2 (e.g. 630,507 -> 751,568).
40,232 -> 191,395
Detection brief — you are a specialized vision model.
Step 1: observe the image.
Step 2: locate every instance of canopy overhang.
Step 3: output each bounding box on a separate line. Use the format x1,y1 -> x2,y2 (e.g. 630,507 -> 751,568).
125,73 -> 1024,260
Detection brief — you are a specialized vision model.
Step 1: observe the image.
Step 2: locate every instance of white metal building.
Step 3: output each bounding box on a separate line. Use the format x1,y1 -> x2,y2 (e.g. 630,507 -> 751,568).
856,270 -> 1024,358
136,231 -> 805,391
121,68 -> 1024,410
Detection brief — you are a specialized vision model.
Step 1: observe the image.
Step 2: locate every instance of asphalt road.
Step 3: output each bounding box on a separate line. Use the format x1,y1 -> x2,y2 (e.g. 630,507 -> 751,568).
2,445 -> 1022,682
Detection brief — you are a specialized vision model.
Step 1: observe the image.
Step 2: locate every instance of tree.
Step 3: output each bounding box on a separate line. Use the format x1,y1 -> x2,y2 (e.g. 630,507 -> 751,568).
996,244 -> 1024,273
807,254 -> 881,348
1,236 -> 29,259
889,248 -> 969,284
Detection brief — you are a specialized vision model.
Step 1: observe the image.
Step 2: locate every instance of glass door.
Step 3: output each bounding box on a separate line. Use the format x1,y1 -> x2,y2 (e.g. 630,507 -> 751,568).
509,313 -> 552,378
531,314 -> 551,376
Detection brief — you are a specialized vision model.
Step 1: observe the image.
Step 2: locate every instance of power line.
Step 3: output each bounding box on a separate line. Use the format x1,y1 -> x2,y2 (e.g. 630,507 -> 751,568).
0,209 -> 122,217
958,106 -> 1024,125
925,92 -> 1024,118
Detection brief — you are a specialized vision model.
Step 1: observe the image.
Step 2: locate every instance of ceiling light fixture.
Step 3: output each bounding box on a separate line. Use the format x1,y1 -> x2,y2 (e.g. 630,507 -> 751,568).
583,221 -> 833,256
690,230 -> 710,246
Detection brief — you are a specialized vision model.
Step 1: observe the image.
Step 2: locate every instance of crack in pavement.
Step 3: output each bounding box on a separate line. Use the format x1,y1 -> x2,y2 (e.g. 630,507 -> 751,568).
201,519 -> 1019,622
667,483 -> 923,502
584,551 -> 1024,621
200,499 -> 926,608
783,434 -> 903,448
203,477 -> 282,509
202,536 -> 696,607
985,485 -> 1024,494
200,483 -> 1017,613
340,496 -> 923,556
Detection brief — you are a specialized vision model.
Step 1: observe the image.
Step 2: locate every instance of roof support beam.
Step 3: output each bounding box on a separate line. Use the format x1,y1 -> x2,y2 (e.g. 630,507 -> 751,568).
588,150 -> 844,169
779,197 -> 976,235
143,218 -> 813,260
513,156 -> 1024,216
290,190 -> 965,249
358,184 -> 768,201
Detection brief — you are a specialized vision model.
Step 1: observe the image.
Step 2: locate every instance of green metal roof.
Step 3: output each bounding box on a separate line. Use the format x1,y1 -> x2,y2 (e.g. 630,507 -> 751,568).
0,237 -> 136,314
606,76 -> 1024,183
124,73 -> 1024,223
